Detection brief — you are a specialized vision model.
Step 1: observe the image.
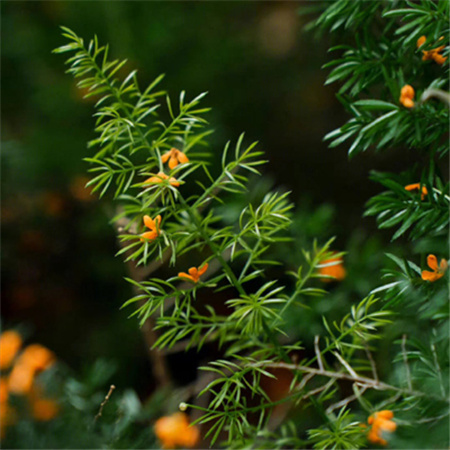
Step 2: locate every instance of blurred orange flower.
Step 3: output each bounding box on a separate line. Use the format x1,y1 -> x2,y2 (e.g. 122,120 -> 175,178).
318,255 -> 346,282
399,85 -> 415,108
367,410 -> 396,446
144,172 -> 180,187
8,363 -> 35,394
31,397 -> 60,421
0,378 -> 8,404
0,331 -> 22,370
178,264 -> 209,283
417,35 -> 447,65
421,254 -> 448,282
141,215 -> 162,242
155,412 -> 200,449
18,344 -> 55,373
161,148 -> 189,169
70,175 -> 95,202
405,183 -> 428,200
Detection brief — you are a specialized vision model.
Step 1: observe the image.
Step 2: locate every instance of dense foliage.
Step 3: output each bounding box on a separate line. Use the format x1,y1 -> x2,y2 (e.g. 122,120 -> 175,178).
2,1 -> 448,449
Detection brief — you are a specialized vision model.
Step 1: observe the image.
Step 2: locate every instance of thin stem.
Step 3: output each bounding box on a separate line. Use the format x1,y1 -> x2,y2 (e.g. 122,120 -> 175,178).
401,334 -> 412,391
94,385 -> 116,423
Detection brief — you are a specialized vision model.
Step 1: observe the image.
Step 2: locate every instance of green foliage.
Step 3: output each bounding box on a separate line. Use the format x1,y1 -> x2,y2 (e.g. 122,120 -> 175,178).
52,1 -> 449,445
308,407 -> 367,450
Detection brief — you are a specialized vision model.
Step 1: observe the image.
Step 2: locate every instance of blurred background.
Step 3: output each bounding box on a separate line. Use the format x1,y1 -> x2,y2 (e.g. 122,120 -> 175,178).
1,1 -> 414,447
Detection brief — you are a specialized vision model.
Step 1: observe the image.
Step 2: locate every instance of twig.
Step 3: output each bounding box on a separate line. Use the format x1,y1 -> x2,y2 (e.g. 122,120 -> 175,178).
431,343 -> 446,397
326,384 -> 368,414
94,385 -> 116,423
315,336 -> 324,372
420,88 -> 450,106
333,352 -> 359,379
401,334 -> 412,391
250,361 -> 445,400
364,343 -> 378,382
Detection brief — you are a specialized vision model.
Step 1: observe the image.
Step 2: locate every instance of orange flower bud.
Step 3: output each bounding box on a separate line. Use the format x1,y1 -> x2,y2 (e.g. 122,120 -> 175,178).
318,254 -> 346,282
399,85 -> 415,108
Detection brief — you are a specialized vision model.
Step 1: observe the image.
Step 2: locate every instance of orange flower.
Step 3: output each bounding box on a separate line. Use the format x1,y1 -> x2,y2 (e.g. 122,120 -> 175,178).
155,412 -> 200,449
178,263 -> 209,283
31,398 -> 60,421
8,363 -> 35,394
18,344 -> 55,372
399,85 -> 415,108
318,255 -> 346,282
416,35 -> 427,48
404,183 -> 428,200
0,330 -> 22,370
161,148 -> 189,169
144,171 -> 180,187
417,35 -> 447,65
367,410 -> 397,446
70,175 -> 94,202
8,344 -> 55,394
141,215 -> 162,242
0,378 -> 8,404
421,254 -> 448,282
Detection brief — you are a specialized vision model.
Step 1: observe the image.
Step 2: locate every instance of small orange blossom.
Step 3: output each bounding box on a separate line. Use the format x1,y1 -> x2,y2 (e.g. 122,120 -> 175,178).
144,172 -> 180,187
318,255 -> 346,282
178,264 -> 209,283
422,254 -> 448,282
154,412 -> 200,449
141,215 -> 162,242
404,183 -> 428,200
399,85 -> 415,108
417,35 -> 448,65
161,148 -> 189,169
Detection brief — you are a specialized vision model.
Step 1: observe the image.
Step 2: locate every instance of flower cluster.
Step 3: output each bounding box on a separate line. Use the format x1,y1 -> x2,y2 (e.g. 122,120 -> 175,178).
154,412 -> 200,448
161,148 -> 189,169
417,36 -> 448,65
367,410 -> 396,446
0,331 -> 59,438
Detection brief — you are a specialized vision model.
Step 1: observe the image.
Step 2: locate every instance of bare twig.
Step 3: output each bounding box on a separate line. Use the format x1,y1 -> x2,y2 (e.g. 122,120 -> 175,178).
401,334 -> 412,391
420,88 -> 450,106
333,352 -> 358,378
250,361 -> 445,400
364,343 -> 378,382
315,336 -> 324,372
94,385 -> 116,423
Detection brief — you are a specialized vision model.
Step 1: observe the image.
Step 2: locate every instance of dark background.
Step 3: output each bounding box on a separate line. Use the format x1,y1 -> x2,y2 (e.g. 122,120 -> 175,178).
1,1 -> 408,396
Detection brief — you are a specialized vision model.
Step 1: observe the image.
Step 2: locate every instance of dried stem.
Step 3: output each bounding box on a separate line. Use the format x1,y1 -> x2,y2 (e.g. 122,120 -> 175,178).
94,384 -> 116,423
315,336 -> 324,372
